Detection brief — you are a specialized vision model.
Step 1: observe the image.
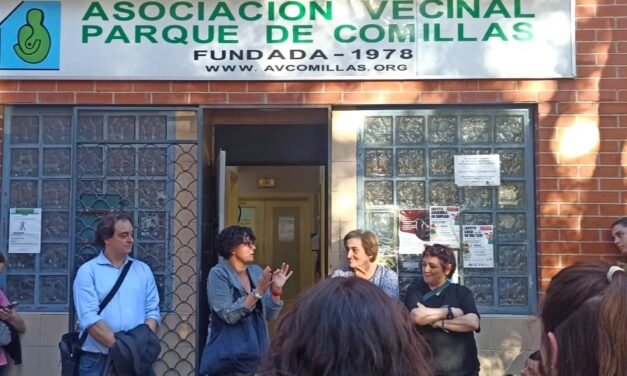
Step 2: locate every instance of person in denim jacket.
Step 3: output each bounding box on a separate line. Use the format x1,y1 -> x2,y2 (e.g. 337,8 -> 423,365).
206,226 -> 293,376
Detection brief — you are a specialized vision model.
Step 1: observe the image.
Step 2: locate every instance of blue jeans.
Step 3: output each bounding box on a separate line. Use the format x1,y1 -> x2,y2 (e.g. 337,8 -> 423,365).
78,351 -> 108,376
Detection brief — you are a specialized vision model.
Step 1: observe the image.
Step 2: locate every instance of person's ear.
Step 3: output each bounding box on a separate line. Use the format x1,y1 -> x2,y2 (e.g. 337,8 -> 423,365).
444,263 -> 453,277
547,332 -> 559,370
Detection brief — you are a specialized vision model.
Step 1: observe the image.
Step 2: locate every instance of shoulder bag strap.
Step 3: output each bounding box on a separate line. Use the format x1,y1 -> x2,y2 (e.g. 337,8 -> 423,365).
422,281 -> 450,302
78,260 -> 133,346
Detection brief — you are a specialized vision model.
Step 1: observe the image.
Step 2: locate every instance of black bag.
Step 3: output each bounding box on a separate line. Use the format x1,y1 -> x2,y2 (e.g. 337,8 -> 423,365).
59,261 -> 133,376
199,278 -> 268,376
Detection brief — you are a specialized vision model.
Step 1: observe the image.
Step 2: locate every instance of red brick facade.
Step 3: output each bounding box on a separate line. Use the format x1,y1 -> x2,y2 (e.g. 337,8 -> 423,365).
0,1 -> 626,293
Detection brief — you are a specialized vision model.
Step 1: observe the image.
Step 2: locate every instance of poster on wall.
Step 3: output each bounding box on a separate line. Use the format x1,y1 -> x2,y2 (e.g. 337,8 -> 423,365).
0,0 -> 576,80
429,206 -> 460,248
454,154 -> 501,186
278,216 -> 295,242
8,208 -> 42,254
398,209 -> 430,255
462,225 -> 494,268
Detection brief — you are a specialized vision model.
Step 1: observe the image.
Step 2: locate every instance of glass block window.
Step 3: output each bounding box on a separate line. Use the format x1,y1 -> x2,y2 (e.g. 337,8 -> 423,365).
357,108 -> 536,314
1,111 -> 73,310
2,109 -> 199,313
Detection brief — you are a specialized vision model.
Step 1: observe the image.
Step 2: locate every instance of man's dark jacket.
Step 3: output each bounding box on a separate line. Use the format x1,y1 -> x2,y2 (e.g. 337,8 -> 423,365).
106,323 -> 161,376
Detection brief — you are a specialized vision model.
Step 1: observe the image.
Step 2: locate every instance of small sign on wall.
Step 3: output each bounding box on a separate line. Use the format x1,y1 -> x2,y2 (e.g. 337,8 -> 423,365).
9,208 -> 42,254
257,177 -> 276,188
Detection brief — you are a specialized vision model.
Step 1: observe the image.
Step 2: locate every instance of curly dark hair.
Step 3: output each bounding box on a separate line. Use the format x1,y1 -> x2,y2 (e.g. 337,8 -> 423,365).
423,244 -> 456,278
258,277 -> 433,376
94,212 -> 134,248
215,225 -> 256,259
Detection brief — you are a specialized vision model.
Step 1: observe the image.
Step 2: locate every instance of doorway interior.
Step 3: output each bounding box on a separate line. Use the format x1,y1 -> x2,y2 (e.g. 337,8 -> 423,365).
202,107 -> 330,316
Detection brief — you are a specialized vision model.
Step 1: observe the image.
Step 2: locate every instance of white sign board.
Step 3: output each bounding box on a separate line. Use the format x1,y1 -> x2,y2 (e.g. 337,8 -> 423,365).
454,154 -> 501,186
0,0 -> 575,80
8,208 -> 42,254
429,206 -> 460,248
462,225 -> 494,268
278,216 -> 295,242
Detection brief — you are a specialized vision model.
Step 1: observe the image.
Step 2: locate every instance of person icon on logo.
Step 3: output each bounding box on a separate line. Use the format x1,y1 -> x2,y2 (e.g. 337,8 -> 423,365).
13,8 -> 51,64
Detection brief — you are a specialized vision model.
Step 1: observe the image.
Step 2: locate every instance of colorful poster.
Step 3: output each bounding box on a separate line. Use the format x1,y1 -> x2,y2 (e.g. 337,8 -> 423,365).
462,225 -> 494,268
429,206 -> 461,248
8,208 -> 42,254
398,209 -> 430,255
454,154 -> 501,186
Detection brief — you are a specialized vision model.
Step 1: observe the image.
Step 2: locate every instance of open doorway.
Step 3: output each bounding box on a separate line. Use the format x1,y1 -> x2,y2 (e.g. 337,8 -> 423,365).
202,107 -> 330,316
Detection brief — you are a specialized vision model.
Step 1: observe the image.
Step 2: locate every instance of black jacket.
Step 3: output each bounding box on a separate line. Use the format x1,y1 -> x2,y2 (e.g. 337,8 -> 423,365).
105,323 -> 161,376
3,323 -> 21,365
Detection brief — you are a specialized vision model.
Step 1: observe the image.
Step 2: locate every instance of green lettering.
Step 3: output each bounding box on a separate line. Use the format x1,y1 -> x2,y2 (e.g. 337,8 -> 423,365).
458,0 -> 479,18
105,25 -> 130,43
82,25 -> 103,42
389,24 -> 415,42
139,2 -> 165,21
240,2 -> 262,21
482,23 -> 507,41
484,0 -> 510,18
514,0 -> 534,17
513,22 -> 533,41
310,2 -> 332,20
219,25 -> 238,43
361,0 -> 388,19
293,25 -> 313,43
360,24 -> 385,43
334,24 -> 356,43
419,0 -> 443,19
267,25 -> 288,43
135,25 -> 158,43
457,23 -> 477,41
392,1 -> 414,20
163,25 -> 188,44
279,2 -> 306,21
82,2 -> 108,21
434,23 -> 453,41
209,2 -> 235,21
112,1 -> 134,21
170,2 -> 193,21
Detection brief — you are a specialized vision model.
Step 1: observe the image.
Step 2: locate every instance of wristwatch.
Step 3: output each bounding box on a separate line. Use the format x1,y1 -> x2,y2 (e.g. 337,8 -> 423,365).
446,305 -> 454,320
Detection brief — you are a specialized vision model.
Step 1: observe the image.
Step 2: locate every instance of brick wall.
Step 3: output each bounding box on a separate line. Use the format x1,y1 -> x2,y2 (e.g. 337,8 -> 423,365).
0,1 -> 625,292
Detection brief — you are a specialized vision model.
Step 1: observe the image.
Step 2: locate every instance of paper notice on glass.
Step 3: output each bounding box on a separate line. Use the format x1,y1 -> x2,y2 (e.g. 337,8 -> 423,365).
429,206 -> 461,248
278,216 -> 295,242
398,209 -> 430,255
462,225 -> 494,268
9,208 -> 42,254
454,154 -> 501,186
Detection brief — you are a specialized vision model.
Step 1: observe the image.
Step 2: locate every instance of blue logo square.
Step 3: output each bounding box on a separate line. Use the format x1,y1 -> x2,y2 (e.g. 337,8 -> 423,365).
0,1 -> 61,70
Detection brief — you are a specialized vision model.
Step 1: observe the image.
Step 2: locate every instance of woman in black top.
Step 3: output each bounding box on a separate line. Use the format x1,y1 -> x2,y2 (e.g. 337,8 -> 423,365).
404,244 -> 480,376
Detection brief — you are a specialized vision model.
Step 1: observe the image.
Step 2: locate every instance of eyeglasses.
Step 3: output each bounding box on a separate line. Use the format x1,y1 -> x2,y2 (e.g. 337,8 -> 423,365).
241,240 -> 256,248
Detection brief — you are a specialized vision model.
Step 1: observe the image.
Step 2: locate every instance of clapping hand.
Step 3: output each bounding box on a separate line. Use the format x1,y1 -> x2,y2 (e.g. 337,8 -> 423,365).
256,266 -> 273,294
271,263 -> 293,291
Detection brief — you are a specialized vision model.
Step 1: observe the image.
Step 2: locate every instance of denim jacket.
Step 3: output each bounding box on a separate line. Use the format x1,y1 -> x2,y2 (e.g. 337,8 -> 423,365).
207,257 -> 283,325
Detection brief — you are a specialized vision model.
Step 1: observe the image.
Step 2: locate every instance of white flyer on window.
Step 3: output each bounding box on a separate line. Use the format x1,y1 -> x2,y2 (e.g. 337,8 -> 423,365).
462,225 -> 494,268
454,154 -> 501,186
429,206 -> 461,248
398,209 -> 430,255
8,208 -> 42,254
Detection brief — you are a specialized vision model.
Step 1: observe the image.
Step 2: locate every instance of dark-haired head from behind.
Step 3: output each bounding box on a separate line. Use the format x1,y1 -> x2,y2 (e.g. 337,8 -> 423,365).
258,277 -> 433,376
215,225 -> 256,259
540,261 -> 627,376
